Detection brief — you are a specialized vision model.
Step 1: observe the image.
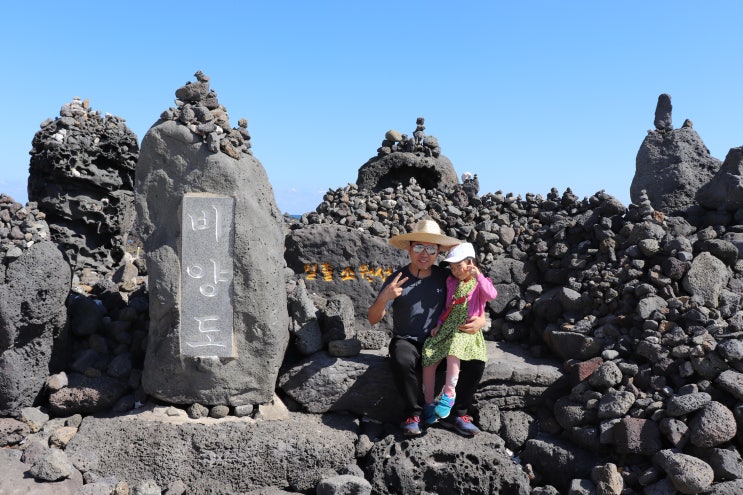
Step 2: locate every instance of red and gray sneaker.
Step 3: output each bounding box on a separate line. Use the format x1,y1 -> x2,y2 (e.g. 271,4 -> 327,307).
441,415 -> 480,437
400,416 -> 422,436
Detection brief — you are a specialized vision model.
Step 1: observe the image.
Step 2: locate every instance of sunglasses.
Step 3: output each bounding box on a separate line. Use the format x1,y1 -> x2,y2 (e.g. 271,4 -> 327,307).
411,244 -> 438,255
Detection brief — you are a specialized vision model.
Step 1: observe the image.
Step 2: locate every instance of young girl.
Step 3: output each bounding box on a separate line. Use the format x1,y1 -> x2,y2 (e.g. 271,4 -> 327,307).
421,242 -> 497,424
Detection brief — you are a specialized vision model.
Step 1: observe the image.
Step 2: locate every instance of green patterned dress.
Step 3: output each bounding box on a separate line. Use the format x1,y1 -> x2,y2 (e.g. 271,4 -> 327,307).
422,278 -> 487,367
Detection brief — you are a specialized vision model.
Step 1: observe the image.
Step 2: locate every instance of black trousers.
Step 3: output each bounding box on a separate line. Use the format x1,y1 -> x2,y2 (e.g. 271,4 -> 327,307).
389,337 -> 486,419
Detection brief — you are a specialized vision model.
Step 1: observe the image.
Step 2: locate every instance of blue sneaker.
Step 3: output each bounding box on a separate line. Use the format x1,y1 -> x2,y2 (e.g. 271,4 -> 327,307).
441,415 -> 481,437
422,403 -> 437,425
434,394 -> 455,419
400,416 -> 421,436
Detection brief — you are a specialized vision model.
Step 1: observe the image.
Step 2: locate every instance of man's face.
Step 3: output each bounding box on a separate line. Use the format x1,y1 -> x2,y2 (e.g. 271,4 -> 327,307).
408,242 -> 439,270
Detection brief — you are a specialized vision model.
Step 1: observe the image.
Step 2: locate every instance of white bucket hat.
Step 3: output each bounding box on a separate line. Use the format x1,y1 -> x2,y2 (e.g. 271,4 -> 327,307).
388,219 -> 461,250
443,242 -> 476,263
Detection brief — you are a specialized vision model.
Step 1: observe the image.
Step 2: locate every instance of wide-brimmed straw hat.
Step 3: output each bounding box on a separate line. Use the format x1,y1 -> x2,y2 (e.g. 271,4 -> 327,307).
389,219 -> 461,250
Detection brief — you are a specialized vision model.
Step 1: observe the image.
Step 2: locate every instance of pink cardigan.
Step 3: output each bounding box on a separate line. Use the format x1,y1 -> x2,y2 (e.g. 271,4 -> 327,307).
437,273 -> 497,325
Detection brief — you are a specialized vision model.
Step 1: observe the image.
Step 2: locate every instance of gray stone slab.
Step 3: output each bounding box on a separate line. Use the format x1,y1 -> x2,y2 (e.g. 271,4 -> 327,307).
180,194 -> 234,357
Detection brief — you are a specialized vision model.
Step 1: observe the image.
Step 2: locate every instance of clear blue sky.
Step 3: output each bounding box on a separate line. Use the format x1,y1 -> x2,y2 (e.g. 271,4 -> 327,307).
2,2 -> 742,215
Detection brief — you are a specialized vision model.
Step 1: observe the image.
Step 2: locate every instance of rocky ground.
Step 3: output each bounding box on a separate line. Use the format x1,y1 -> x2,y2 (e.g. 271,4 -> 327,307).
2,81 -> 742,493
2,174 -> 743,493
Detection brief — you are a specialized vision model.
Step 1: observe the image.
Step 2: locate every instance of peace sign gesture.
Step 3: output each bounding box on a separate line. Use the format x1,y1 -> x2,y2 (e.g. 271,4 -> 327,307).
368,271 -> 409,325
380,272 -> 409,304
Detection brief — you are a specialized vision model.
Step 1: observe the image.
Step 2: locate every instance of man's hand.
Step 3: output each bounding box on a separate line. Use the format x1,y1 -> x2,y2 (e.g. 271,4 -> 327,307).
378,272 -> 408,304
368,272 -> 409,325
458,313 -> 486,335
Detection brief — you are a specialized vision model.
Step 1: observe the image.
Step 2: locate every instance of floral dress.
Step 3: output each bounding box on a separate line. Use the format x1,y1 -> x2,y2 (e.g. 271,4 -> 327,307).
422,277 -> 487,366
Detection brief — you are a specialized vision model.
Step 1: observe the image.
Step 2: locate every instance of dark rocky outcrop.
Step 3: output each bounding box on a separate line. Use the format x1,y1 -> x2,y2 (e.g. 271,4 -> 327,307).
28,97 -> 138,281
698,146 -> 743,211
0,209 -> 71,415
284,223 -> 408,336
356,151 -> 460,192
278,341 -> 562,427
364,427 -> 531,495
631,93 -> 722,216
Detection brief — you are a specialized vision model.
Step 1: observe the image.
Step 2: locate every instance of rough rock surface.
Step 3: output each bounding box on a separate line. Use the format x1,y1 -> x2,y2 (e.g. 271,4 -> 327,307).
135,72 -> 289,406
27,97 -> 138,279
64,407 -> 358,493
278,340 -> 562,425
0,240 -> 71,416
0,448 -> 83,494
356,117 -> 459,192
356,151 -> 460,192
364,428 -> 531,495
284,223 -> 408,335
698,146 -> 743,211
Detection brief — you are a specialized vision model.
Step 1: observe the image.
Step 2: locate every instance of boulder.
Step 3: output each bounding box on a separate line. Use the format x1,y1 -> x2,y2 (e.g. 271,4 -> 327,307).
364,428 -> 530,495
0,241 -> 71,416
284,224 -> 407,335
698,146 -> 743,211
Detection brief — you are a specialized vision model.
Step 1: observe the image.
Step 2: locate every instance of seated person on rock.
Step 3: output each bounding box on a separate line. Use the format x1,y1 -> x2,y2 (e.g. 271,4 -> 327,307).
368,219 -> 487,437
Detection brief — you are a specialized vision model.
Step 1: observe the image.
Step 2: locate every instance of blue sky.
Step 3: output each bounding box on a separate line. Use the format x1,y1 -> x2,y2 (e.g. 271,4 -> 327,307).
2,2 -> 742,215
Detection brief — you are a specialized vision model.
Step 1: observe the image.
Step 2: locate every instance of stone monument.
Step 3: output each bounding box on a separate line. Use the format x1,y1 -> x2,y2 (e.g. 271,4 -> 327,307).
135,71 -> 289,406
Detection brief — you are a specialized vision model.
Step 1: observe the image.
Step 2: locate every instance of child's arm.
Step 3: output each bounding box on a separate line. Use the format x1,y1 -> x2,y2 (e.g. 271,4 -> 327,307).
430,324 -> 441,337
458,273 -> 497,334
475,272 -> 498,302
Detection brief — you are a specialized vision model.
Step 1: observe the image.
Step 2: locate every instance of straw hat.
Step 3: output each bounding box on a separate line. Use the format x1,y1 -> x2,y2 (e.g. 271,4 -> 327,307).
389,219 -> 461,250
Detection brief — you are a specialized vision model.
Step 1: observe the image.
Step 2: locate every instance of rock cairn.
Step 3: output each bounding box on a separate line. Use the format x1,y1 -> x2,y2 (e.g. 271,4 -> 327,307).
0,196 -> 71,417
355,117 -> 460,192
376,117 -> 439,157
157,70 -> 253,159
28,97 -> 139,282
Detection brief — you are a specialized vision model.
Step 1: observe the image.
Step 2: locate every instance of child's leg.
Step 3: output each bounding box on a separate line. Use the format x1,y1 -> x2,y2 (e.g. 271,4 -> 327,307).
442,355 -> 461,398
434,355 -> 460,419
422,361 -> 440,404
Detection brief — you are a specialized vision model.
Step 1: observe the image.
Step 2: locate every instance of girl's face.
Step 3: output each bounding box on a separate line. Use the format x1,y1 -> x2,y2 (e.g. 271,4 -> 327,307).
450,258 -> 475,281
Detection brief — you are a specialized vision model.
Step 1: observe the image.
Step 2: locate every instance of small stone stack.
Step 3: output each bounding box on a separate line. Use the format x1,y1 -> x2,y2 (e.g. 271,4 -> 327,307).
0,195 -> 50,284
355,117 -> 459,192
157,70 -> 253,159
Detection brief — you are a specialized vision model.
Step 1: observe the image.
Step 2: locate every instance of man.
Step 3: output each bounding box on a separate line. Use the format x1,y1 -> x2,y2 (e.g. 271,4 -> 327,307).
368,219 -> 486,436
